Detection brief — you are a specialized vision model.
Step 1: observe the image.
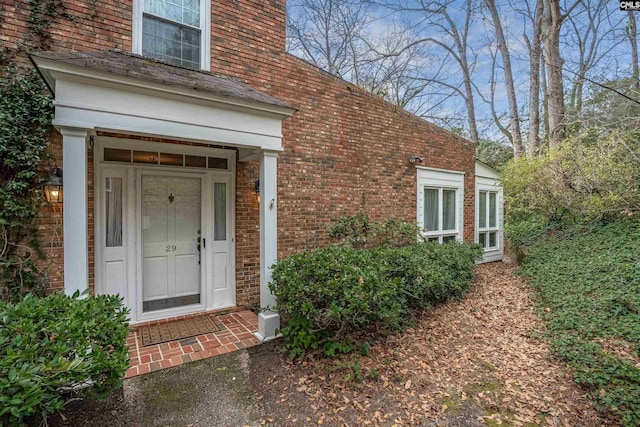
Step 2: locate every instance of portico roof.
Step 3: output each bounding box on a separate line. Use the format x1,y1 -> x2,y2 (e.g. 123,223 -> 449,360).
30,50 -> 295,115
30,50 -> 295,150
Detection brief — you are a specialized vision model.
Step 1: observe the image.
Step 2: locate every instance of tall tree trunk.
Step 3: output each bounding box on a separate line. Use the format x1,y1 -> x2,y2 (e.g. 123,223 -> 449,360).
462,64 -> 480,144
541,54 -> 550,146
628,10 -> 639,86
527,0 -> 543,155
541,0 -> 566,148
485,0 -> 523,157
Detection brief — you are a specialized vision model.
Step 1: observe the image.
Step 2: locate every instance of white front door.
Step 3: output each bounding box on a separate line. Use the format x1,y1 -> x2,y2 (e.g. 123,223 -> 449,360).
141,175 -> 202,312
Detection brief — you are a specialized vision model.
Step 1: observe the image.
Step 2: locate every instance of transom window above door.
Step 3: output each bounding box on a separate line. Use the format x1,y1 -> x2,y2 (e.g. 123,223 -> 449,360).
102,147 -> 229,171
133,0 -> 211,71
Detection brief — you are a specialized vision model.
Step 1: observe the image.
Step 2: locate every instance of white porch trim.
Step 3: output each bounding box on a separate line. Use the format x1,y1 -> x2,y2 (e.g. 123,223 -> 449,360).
60,127 -> 90,296
257,150 -> 280,341
33,54 -> 293,332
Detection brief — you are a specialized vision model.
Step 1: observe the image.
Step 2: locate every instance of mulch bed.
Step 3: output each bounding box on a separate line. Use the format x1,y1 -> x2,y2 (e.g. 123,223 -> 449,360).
250,262 -> 613,426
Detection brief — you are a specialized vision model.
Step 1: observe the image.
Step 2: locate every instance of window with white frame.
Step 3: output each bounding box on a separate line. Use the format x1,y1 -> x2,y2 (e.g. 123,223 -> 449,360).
423,187 -> 459,243
133,0 -> 211,70
477,190 -> 499,249
416,168 -> 464,244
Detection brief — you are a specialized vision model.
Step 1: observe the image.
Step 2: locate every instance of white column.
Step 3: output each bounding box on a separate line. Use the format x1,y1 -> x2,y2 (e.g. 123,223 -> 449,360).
60,127 -> 90,296
257,150 -> 280,341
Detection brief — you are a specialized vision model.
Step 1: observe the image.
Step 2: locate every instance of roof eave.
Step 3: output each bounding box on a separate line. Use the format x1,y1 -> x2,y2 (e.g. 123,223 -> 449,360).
30,54 -> 297,118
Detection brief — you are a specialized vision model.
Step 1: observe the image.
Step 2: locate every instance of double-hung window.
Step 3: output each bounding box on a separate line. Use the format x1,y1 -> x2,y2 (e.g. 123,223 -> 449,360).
417,168 -> 464,244
477,190 -> 499,249
133,0 -> 211,71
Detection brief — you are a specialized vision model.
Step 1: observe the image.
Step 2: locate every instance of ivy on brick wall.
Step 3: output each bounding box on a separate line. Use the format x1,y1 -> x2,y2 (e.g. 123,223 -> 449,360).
0,68 -> 54,300
0,0 -> 71,300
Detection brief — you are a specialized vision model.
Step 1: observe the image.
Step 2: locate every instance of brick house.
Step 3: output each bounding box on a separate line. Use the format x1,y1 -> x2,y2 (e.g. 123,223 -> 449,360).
3,0 -> 502,340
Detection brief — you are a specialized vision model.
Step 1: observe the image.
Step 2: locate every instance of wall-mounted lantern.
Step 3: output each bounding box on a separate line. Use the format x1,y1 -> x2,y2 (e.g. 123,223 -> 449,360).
254,179 -> 260,203
43,167 -> 63,203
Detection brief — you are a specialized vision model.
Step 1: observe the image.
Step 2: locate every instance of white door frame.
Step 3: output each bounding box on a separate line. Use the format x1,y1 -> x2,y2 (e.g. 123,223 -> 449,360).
94,137 -> 236,323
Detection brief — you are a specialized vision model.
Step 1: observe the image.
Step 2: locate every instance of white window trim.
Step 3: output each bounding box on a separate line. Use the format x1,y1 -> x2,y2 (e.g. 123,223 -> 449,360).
477,190 -> 500,250
132,0 -> 211,72
416,167 -> 465,244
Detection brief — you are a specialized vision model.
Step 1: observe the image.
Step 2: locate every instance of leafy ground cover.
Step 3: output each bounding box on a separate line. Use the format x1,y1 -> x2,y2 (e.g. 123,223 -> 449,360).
519,220 -> 640,425
49,263 -> 608,426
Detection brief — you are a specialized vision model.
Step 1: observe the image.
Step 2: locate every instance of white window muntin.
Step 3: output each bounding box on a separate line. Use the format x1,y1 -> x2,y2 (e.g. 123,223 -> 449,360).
416,167 -> 464,244
132,0 -> 211,71
477,189 -> 500,250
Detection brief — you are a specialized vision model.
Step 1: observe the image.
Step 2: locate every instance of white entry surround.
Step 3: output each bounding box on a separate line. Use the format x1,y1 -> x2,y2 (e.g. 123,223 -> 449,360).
32,52 -> 296,337
95,138 -> 238,322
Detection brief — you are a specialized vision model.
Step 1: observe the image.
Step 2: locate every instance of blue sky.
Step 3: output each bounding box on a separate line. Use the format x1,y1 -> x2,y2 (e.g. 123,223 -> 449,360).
287,0 -> 636,142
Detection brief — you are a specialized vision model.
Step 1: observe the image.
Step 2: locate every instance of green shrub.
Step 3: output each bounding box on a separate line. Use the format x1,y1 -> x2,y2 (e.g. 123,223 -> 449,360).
385,243 -> 482,310
0,292 -> 130,425
327,214 -> 423,249
269,242 -> 481,358
502,129 -> 640,222
504,214 -> 549,248
519,220 -> 640,425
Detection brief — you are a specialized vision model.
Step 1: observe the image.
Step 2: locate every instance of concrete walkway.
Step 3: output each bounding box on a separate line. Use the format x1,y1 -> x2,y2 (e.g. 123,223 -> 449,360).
122,349 -> 260,426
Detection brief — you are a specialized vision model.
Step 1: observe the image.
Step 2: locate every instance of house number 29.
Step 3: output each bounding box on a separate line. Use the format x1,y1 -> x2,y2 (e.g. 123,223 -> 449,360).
165,245 -> 177,252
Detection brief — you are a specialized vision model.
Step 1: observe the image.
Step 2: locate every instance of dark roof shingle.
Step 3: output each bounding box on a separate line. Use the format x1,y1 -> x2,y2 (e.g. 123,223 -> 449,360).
30,50 -> 293,110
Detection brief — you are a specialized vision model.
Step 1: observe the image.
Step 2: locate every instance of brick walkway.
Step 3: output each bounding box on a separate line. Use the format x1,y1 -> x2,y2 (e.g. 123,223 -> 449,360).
125,310 -> 260,378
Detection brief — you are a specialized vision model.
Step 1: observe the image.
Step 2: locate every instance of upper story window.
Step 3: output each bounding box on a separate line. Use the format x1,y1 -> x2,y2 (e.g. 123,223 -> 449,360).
133,0 -> 211,71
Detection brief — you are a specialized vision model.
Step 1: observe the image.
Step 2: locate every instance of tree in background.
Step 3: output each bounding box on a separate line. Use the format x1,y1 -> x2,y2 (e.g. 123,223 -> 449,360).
476,139 -> 514,170
287,0 -> 640,156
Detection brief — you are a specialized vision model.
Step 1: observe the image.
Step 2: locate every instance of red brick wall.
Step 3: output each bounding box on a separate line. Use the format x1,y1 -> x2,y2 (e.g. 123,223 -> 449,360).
2,1 -> 476,310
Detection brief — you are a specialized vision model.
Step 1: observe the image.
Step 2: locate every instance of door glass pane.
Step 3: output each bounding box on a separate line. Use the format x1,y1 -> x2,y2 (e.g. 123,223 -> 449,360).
133,150 -> 158,164
424,188 -> 439,232
479,232 -> 486,248
208,157 -> 228,169
489,192 -> 497,228
443,189 -> 456,231
160,152 -> 183,166
489,231 -> 497,247
214,182 -> 227,241
105,178 -> 123,247
104,148 -> 131,163
185,155 -> 206,168
479,191 -> 487,228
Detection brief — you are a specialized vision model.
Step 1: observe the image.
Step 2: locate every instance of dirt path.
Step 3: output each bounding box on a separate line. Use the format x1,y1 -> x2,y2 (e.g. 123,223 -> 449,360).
251,262 -> 608,426
50,262 -> 610,426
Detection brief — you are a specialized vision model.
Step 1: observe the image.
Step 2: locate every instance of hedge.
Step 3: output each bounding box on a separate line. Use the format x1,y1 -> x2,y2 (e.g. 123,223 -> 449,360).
0,292 -> 130,425
269,242 -> 482,358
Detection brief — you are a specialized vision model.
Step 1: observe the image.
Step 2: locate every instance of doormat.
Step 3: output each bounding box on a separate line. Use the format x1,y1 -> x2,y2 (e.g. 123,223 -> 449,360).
139,316 -> 221,347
